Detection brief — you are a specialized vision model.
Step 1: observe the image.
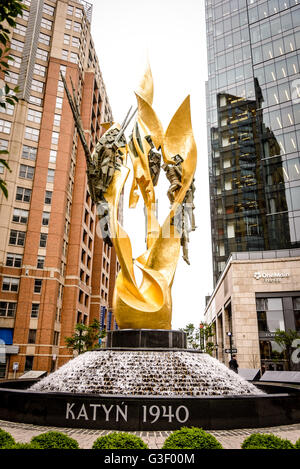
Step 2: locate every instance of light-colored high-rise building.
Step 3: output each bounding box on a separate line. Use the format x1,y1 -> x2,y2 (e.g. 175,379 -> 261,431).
0,0 -> 119,378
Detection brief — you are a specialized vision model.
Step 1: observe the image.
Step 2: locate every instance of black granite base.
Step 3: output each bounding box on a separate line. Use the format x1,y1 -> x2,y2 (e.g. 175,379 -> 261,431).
0,380 -> 299,431
106,329 -> 187,349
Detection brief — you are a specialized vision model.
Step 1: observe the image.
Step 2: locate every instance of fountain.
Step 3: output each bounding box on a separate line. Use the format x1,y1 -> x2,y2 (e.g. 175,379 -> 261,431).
0,66 -> 299,431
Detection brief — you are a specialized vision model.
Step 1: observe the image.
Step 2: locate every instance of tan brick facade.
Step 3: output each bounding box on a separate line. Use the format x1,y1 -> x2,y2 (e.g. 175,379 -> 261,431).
204,251 -> 300,371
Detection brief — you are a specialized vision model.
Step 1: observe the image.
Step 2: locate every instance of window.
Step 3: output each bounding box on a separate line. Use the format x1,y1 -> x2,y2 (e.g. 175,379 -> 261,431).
33,63 -> 46,77
11,38 -> 24,52
16,186 -> 31,202
6,253 -> 22,268
0,139 -> 8,151
57,80 -> 64,93
259,340 -> 284,360
73,22 -> 81,33
29,95 -> 43,106
28,329 -> 36,344
72,37 -> 80,48
5,71 -> 19,85
55,97 -> 63,109
0,119 -> 11,134
25,356 -> 34,372
60,65 -> 66,76
37,256 -> 45,269
61,49 -> 68,61
39,233 -> 48,247
34,279 -> 42,293
294,297 -> 300,332
27,109 -> 42,124
67,5 -> 74,15
31,79 -> 44,93
41,17 -> 52,30
24,127 -> 40,142
8,55 -> 22,69
53,331 -> 60,346
39,32 -> 50,46
43,3 -> 54,16
19,164 -> 34,179
9,229 -> 26,246
12,208 -> 28,224
0,302 -> 17,317
65,19 -> 72,30
256,298 -> 285,333
47,169 -> 55,183
64,34 -> 70,45
36,48 -> 48,61
2,277 -> 19,292
75,8 -> 82,18
22,145 -> 37,161
53,114 -> 61,127
51,131 -> 59,145
70,52 -> 78,64
44,190 -> 52,204
42,211 -> 50,226
14,23 -> 26,36
49,149 -> 57,163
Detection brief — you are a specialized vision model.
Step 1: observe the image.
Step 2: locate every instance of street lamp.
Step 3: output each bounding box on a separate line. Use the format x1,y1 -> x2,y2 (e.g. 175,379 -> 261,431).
227,331 -> 233,360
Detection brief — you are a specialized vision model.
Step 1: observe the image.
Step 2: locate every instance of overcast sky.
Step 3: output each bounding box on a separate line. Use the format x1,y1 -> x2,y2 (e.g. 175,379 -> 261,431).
89,0 -> 213,329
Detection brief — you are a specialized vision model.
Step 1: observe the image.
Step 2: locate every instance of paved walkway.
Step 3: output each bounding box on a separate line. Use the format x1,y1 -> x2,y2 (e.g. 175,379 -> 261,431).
0,419 -> 299,449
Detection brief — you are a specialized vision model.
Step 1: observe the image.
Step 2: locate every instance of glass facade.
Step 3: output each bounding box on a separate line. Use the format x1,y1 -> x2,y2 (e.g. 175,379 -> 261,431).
206,0 -> 300,285
256,293 -> 300,370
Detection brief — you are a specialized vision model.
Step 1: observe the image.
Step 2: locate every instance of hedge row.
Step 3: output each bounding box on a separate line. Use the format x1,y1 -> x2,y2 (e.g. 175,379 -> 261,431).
0,427 -> 299,449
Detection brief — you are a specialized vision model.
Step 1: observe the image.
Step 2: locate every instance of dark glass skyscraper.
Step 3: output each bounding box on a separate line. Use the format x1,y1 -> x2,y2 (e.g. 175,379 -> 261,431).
206,0 -> 300,286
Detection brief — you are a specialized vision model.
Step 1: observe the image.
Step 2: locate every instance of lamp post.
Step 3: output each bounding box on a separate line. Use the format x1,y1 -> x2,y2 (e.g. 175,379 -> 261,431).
227,331 -> 233,360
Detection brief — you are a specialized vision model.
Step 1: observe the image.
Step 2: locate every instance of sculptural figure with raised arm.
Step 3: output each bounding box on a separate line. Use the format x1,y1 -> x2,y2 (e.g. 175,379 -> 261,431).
62,64 -> 197,330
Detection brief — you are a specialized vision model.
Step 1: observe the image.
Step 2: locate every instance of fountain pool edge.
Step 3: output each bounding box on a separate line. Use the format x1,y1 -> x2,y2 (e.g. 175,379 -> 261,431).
0,380 -> 299,431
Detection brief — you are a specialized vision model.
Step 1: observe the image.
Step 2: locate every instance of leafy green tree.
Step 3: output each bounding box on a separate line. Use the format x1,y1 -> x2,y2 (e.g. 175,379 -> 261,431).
180,323 -> 200,349
65,319 -> 106,355
0,0 -> 27,198
274,329 -> 300,371
180,322 -> 215,354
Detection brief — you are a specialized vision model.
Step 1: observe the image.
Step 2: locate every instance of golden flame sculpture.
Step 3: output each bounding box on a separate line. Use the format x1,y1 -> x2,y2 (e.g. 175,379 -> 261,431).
103,65 -> 197,330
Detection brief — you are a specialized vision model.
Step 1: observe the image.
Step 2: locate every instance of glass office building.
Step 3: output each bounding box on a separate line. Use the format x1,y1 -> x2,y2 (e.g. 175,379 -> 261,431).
206,0 -> 300,286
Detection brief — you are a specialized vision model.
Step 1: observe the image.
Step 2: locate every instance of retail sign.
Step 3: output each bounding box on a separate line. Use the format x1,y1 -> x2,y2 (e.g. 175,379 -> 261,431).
253,272 -> 290,283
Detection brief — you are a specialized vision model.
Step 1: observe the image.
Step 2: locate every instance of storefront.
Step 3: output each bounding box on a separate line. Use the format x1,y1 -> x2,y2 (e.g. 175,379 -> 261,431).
204,249 -> 300,372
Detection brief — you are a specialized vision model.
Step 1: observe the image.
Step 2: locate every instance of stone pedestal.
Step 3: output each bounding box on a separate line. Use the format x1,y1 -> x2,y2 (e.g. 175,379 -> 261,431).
106,329 -> 187,349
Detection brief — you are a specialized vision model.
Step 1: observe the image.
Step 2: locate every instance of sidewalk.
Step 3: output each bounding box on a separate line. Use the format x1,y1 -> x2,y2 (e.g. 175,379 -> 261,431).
0,419 -> 299,449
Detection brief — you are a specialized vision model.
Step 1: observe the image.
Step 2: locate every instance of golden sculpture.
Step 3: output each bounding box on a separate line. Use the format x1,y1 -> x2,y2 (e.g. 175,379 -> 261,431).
62,65 -> 197,330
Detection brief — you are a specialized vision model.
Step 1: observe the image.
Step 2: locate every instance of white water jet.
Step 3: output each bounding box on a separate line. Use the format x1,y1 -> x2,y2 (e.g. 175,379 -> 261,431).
30,351 -> 264,396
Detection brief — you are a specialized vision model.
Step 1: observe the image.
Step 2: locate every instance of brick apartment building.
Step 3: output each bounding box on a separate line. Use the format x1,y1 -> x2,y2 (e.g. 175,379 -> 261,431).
0,0 -> 119,378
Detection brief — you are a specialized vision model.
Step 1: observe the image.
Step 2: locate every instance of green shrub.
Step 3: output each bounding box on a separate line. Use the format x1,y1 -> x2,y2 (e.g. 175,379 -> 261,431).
30,431 -> 79,449
295,439 -> 300,449
92,432 -> 148,449
0,428 -> 15,448
3,442 -> 41,449
241,433 -> 294,449
162,427 -> 223,449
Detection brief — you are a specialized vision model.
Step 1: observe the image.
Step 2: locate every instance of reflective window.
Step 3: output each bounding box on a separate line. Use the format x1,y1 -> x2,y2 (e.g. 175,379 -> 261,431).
256,298 -> 285,332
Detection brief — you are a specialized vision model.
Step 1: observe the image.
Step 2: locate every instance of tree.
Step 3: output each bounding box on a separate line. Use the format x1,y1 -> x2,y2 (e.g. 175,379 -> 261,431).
180,323 -> 200,349
274,329 -> 300,371
180,322 -> 215,354
0,0 -> 27,198
65,319 -> 106,355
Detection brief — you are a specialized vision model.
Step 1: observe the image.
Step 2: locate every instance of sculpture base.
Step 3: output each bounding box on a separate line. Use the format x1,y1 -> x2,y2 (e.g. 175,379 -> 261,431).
105,329 -> 187,349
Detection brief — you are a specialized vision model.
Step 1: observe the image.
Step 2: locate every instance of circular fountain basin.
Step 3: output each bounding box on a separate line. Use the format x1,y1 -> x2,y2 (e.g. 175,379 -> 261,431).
0,343 -> 300,431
